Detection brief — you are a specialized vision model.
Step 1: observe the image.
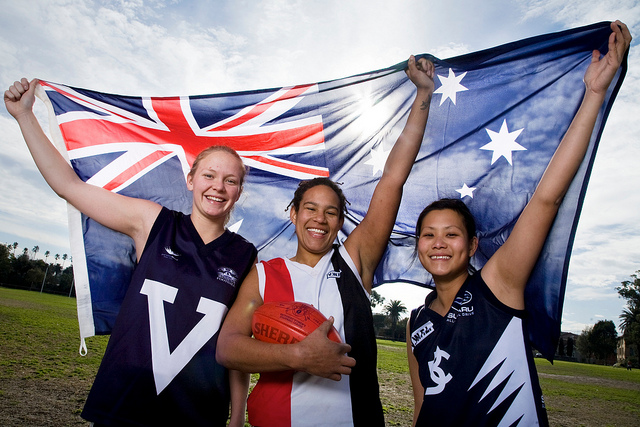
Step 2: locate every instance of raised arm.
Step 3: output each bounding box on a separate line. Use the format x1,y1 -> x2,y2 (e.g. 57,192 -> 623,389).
4,78 -> 161,258
483,21 -> 632,309
345,56 -> 435,291
216,266 -> 356,381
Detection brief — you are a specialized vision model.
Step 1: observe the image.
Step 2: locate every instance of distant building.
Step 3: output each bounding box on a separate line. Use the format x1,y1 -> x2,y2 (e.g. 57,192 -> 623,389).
617,336 -> 637,365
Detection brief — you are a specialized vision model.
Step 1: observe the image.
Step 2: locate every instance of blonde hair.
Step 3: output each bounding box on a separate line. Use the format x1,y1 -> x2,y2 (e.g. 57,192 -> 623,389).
188,145 -> 248,187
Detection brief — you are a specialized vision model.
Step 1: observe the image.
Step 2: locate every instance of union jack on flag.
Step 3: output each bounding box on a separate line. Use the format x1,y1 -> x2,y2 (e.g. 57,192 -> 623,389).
38,21 -> 626,359
41,81 -> 329,187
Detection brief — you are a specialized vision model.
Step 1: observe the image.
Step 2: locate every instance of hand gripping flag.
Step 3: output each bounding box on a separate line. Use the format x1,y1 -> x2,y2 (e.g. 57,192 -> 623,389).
37,22 -> 626,358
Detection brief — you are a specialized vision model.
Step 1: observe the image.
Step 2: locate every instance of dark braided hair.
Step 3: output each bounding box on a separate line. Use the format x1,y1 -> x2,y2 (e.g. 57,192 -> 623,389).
287,177 -> 349,220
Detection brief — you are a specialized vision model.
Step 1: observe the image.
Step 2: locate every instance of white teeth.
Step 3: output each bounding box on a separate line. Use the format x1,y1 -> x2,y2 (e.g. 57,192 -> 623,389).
206,196 -> 224,202
430,255 -> 451,260
308,228 -> 327,234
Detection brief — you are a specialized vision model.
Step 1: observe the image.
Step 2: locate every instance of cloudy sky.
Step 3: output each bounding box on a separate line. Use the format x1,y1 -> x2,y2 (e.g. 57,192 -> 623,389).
1,0 -> 638,335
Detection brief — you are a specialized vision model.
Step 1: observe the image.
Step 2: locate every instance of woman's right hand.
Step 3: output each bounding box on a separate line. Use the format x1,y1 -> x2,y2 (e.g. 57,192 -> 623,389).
4,78 -> 37,120
406,55 -> 435,94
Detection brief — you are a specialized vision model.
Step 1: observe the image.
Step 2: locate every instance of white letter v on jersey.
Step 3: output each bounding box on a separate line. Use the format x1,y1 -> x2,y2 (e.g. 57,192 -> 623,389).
140,279 -> 228,394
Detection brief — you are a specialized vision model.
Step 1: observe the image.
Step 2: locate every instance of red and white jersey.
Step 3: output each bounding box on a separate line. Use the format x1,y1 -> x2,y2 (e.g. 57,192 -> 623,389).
247,245 -> 379,427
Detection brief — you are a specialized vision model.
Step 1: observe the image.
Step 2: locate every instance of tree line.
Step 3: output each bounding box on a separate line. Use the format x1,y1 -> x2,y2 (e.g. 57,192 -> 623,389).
572,270 -> 640,367
0,242 -> 74,296
575,320 -> 618,364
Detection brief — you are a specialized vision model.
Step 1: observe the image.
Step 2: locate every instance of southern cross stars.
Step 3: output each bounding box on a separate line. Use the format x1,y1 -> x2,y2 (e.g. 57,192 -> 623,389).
365,144 -> 390,176
365,70 -> 526,180
480,119 -> 526,165
456,183 -> 476,199
434,68 -> 468,105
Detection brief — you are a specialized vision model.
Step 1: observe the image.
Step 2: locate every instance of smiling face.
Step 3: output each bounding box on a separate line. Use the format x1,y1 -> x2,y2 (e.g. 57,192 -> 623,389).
417,208 -> 478,284
187,150 -> 244,224
290,184 -> 344,264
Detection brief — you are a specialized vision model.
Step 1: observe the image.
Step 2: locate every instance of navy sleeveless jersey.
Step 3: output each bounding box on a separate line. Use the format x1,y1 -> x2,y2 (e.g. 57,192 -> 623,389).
409,271 -> 548,427
82,208 -> 257,426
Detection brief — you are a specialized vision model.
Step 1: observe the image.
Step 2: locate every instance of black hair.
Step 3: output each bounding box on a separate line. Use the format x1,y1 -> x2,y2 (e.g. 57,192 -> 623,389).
415,198 -> 478,274
287,177 -> 349,220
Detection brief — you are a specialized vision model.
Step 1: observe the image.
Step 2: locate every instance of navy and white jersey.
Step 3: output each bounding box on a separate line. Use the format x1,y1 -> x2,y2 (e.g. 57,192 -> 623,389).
410,271 -> 548,427
82,208 -> 257,426
247,245 -> 384,427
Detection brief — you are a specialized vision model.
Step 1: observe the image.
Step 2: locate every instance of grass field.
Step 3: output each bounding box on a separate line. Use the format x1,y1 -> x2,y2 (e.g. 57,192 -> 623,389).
1,287 -> 639,426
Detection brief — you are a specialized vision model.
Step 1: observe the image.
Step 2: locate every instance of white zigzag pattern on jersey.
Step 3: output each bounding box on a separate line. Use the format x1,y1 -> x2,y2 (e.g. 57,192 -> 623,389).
469,317 -> 539,427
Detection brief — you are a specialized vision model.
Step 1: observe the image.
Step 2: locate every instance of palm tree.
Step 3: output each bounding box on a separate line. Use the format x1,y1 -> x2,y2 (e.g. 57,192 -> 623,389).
12,242 -> 18,255
385,300 -> 407,340
62,253 -> 68,268
32,245 -> 39,260
620,307 -> 639,331
55,254 -> 60,264
22,247 -> 29,257
44,250 -> 50,263
620,307 -> 640,360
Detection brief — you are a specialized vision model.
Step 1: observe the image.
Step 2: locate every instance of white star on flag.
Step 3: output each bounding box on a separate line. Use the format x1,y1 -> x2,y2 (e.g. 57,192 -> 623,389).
480,119 -> 526,165
364,144 -> 390,175
434,68 -> 468,105
456,183 -> 476,199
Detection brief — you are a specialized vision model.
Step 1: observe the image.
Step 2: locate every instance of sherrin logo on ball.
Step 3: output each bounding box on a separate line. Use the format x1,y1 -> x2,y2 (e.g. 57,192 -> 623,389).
252,301 -> 342,344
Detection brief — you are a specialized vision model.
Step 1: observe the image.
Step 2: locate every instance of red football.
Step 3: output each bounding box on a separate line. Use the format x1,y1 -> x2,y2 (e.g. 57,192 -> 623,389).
252,301 -> 342,344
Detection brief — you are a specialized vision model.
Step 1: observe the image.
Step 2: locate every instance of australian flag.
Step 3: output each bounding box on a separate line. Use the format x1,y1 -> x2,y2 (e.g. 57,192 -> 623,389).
37,22 -> 626,359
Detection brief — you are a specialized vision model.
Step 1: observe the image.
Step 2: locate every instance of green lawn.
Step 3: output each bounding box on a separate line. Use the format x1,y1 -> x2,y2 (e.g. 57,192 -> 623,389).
536,358 -> 640,383
0,287 -> 108,380
1,287 -> 639,426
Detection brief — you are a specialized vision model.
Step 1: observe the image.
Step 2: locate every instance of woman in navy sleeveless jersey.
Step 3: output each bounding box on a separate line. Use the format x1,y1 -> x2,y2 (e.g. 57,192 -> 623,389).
217,55 -> 435,427
5,79 -> 257,426
407,21 -> 631,427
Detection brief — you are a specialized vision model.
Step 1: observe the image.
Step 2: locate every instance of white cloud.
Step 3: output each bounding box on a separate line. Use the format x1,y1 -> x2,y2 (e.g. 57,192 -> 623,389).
430,43 -> 471,60
518,0 -> 640,28
0,0 -> 638,334
560,318 -> 590,334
